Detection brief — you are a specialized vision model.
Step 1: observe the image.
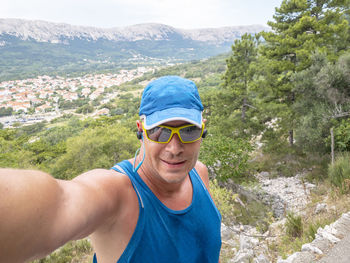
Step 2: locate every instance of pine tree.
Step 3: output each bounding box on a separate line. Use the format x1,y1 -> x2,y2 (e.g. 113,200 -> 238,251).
211,33 -> 263,138
223,34 -> 259,123
260,0 -> 350,145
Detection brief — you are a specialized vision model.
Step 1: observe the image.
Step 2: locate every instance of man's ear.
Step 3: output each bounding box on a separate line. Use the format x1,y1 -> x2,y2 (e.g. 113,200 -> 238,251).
136,120 -> 142,130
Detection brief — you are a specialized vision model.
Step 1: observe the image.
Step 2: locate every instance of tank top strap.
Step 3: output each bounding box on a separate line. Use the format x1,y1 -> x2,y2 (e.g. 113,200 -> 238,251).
110,160 -> 147,263
111,160 -> 144,208
189,168 -> 221,220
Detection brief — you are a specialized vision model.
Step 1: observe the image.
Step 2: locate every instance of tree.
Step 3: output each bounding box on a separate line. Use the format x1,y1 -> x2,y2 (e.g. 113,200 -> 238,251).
260,0 -> 350,146
0,107 -> 13,117
207,34 -> 261,139
223,34 -> 260,123
292,51 -> 350,152
76,104 -> 94,114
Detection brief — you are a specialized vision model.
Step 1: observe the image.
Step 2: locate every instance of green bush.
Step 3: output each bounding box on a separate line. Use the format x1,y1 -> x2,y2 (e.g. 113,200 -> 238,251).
200,135 -> 253,182
328,152 -> 350,194
285,212 -> 303,238
333,119 -> 350,152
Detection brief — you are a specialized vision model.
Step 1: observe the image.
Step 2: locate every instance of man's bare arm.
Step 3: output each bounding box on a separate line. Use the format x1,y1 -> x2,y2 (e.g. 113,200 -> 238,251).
0,168 -> 125,263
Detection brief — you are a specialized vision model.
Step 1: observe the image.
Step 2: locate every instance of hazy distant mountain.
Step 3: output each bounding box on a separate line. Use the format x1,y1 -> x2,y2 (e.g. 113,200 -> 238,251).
0,18 -> 267,44
0,18 -> 268,81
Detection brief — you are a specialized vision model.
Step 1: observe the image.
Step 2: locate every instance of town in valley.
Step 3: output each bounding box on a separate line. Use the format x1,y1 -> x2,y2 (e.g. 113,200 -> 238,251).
0,67 -> 156,128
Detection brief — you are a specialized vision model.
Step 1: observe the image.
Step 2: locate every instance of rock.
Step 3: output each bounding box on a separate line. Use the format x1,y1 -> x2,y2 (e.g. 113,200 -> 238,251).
254,254 -> 270,263
251,237 -> 259,247
253,174 -> 310,216
305,183 -> 316,190
227,238 -> 238,247
259,171 -> 270,178
315,203 -> 327,214
310,237 -> 333,254
341,212 -> 350,223
287,252 -> 306,263
240,235 -> 253,250
316,227 -> 341,244
221,223 -> 233,241
301,243 -> 323,254
231,247 -> 238,255
230,249 -> 254,263
324,224 -> 340,238
276,257 -> 290,263
287,251 -> 315,263
332,217 -> 350,235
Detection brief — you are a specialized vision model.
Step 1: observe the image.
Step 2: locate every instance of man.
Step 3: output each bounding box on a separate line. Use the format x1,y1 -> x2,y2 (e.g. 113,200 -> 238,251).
0,76 -> 222,263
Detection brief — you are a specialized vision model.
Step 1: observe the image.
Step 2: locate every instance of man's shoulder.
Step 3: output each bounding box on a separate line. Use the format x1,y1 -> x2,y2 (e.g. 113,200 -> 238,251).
70,168 -> 135,206
194,160 -> 207,172
194,161 -> 209,188
87,168 -> 134,191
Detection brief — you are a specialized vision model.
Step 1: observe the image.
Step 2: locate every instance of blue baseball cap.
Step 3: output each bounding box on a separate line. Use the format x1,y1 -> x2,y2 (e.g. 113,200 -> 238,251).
139,76 -> 204,129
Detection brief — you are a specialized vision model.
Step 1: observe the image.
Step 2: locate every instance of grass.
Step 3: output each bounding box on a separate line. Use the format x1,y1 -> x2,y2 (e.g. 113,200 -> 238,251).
285,212 -> 303,238
31,239 -> 93,263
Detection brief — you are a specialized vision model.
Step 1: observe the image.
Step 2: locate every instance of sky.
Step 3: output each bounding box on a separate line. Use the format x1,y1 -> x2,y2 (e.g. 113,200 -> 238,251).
1,0 -> 283,29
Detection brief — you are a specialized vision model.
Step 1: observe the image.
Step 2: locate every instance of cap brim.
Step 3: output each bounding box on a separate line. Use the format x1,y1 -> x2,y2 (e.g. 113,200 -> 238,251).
142,107 -> 202,129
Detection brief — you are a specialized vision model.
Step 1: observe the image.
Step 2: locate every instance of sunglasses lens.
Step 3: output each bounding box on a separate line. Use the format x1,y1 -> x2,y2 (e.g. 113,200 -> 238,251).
179,126 -> 202,142
147,127 -> 172,142
146,124 -> 203,143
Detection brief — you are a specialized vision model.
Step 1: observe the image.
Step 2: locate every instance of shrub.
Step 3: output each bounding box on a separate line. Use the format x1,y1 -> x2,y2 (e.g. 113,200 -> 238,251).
285,212 -> 303,238
200,135 -> 253,182
209,179 -> 237,225
331,119 -> 350,152
328,152 -> 350,194
51,125 -> 139,179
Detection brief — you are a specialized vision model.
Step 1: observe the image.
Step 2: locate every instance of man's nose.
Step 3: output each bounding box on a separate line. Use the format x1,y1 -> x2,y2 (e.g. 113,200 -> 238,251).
165,133 -> 184,155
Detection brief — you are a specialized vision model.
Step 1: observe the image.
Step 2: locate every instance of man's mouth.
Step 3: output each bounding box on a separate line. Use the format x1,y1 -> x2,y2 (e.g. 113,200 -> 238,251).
162,160 -> 186,166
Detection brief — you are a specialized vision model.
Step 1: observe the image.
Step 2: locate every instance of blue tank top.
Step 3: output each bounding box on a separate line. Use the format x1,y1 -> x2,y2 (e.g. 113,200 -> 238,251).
93,160 -> 221,263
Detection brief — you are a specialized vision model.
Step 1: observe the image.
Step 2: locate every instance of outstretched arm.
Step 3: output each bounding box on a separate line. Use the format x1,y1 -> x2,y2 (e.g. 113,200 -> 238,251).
0,168 -> 124,263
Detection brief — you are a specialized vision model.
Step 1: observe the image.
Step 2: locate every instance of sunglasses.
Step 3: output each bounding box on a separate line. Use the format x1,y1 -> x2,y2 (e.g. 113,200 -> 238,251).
143,122 -> 205,144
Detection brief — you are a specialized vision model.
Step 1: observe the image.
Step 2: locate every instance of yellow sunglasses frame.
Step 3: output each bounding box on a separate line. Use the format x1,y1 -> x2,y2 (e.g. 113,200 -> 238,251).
142,122 -> 205,144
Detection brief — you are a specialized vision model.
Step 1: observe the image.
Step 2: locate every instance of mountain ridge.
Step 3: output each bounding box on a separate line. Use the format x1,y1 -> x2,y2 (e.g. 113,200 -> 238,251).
0,18 -> 268,44
0,18 -> 268,81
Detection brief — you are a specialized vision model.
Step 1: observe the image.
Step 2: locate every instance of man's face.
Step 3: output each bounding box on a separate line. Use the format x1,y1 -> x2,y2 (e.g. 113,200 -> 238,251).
140,120 -> 202,184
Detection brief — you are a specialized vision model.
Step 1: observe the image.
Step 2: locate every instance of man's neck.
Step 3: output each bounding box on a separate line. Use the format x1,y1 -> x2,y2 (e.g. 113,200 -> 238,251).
137,163 -> 193,210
